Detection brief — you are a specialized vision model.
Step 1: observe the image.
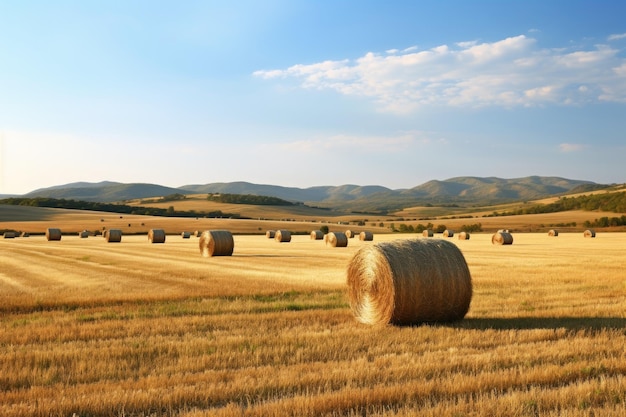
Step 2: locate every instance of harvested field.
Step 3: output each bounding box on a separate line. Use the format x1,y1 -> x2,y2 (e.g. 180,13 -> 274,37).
1,232 -> 625,416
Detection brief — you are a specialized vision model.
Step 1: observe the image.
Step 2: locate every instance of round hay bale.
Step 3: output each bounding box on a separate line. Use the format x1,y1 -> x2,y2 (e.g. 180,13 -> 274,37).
347,239 -> 472,325
346,230 -> 355,238
3,232 -> 16,239
181,231 -> 191,239
193,230 -> 202,237
359,231 -> 374,241
327,232 -> 348,247
422,229 -> 434,238
21,232 -> 30,238
106,229 -> 122,243
275,229 -> 291,243
310,230 -> 324,240
265,230 -> 276,239
584,229 -> 596,238
548,229 -> 559,237
492,231 -> 513,245
199,230 -> 234,257
458,231 -> 470,240
46,228 -> 62,241
148,229 -> 166,244
78,230 -> 89,238
443,229 -> 454,238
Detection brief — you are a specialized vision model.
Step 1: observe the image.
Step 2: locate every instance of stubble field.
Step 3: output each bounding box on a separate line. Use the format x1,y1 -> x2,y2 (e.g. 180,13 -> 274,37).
1,231 -> 625,416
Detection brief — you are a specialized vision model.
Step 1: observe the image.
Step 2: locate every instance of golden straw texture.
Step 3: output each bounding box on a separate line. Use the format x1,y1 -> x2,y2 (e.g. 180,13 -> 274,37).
327,232 -> 348,247
346,239 -> 472,325
492,232 -> 513,245
148,229 -> 166,244
199,230 -> 234,257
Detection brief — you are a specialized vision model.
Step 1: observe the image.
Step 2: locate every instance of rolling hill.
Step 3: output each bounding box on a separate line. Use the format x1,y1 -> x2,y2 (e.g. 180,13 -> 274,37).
14,176 -> 609,212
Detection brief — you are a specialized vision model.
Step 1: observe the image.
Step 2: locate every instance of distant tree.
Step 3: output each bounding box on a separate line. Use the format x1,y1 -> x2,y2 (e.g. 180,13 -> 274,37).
320,225 -> 329,234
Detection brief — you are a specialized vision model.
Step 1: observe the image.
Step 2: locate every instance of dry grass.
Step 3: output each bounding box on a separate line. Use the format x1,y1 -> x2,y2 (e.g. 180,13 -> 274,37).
0,232 -> 625,416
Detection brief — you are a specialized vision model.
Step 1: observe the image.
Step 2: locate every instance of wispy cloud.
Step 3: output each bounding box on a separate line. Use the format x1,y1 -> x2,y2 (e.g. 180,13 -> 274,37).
559,143 -> 586,152
254,34 -> 626,113
267,131 -> 446,154
608,33 -> 626,41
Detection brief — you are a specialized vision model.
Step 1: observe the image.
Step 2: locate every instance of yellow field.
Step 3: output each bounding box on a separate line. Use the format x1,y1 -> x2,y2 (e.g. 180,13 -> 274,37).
1,230 -> 625,416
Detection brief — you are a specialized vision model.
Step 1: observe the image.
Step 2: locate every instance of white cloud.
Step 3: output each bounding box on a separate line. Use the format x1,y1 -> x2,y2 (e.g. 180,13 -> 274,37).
559,143 -> 586,152
608,33 -> 626,41
254,35 -> 626,113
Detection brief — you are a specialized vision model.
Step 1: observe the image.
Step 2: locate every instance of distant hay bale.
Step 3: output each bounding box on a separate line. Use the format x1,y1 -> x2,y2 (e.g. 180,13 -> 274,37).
584,229 -> 596,238
78,230 -> 89,238
492,231 -> 513,245
346,230 -> 355,238
106,229 -> 122,243
275,229 -> 291,243
443,229 -> 454,238
181,231 -> 191,239
3,232 -> 16,239
458,231 -> 470,240
497,229 -> 510,233
347,239 -> 472,326
46,228 -> 62,241
194,230 -> 202,237
422,229 -> 434,237
327,232 -> 348,247
148,229 -> 166,243
548,229 -> 559,237
310,230 -> 324,240
21,232 -> 30,238
102,230 -> 108,239
199,230 -> 234,257
265,230 -> 276,239
359,231 -> 374,241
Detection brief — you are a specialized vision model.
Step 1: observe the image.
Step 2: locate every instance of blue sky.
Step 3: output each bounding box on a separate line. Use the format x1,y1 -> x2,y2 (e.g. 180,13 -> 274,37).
1,0 -> 625,195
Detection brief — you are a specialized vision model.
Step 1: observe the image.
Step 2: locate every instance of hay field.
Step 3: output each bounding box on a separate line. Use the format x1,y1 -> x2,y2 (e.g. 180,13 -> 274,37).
1,232 -> 625,416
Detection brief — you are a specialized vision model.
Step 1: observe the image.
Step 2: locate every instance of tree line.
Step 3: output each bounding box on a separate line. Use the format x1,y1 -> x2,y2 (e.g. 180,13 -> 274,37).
490,191 -> 626,217
207,193 -> 294,206
0,197 -> 238,219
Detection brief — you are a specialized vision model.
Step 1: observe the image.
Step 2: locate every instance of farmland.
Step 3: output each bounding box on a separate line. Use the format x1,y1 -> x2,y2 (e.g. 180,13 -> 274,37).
1,228 -> 625,416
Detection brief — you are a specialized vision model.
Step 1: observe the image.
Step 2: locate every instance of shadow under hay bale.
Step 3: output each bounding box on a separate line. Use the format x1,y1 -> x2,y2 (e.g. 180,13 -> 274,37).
584,229 -> 596,238
359,231 -> 374,241
548,229 -> 559,237
148,229 -> 166,243
199,230 -> 234,257
310,230 -> 324,240
347,239 -> 472,326
326,232 -> 348,247
106,229 -> 122,243
458,231 -> 470,240
46,228 -> 62,241
275,230 -> 291,243
492,231 -> 513,245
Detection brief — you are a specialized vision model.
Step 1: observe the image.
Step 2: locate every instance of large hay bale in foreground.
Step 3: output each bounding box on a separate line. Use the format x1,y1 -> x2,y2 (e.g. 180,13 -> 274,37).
106,229 -> 122,243
310,230 -> 324,240
359,231 -> 374,241
458,231 -> 470,240
148,229 -> 166,243
275,230 -> 291,243
422,229 -> 434,238
265,230 -> 276,239
584,229 -> 596,238
347,239 -> 472,325
327,232 -> 348,247
548,229 -> 559,237
199,230 -> 234,257
46,228 -> 62,241
492,231 -> 513,245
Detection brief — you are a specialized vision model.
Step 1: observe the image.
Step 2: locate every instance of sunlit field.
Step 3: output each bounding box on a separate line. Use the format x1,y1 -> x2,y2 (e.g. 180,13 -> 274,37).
1,231 -> 625,416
